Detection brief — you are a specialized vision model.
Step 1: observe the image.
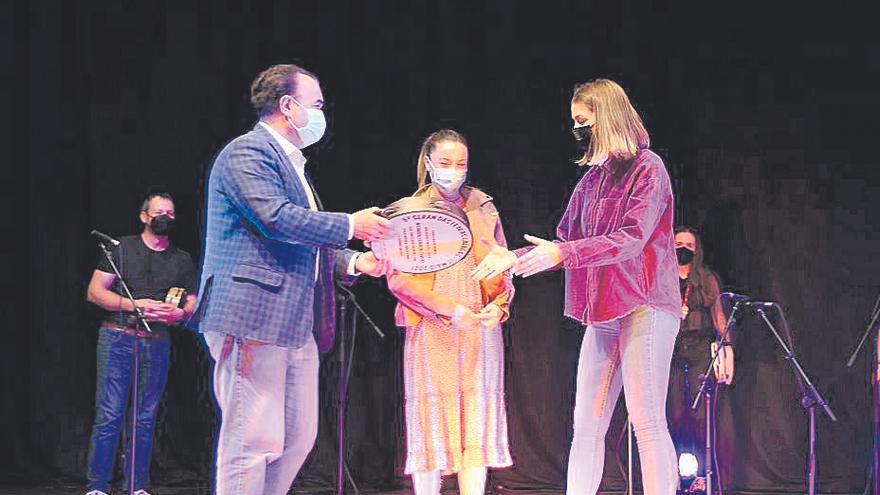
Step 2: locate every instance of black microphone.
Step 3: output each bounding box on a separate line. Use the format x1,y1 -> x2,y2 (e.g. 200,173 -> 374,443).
746,301 -> 776,309
720,292 -> 750,304
91,229 -> 120,246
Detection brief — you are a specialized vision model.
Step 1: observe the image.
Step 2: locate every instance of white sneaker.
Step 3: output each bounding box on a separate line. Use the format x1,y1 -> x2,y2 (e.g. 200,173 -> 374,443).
85,491 -> 109,495
134,491 -> 153,495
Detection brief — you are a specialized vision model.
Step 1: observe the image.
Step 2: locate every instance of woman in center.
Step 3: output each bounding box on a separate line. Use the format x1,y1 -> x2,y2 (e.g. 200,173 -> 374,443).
386,129 -> 514,495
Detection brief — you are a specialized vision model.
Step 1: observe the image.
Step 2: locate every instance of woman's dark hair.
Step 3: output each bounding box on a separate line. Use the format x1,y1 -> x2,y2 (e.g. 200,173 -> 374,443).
675,226 -> 720,307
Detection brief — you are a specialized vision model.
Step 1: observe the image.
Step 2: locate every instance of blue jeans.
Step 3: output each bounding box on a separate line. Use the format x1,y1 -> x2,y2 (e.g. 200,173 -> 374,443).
86,327 -> 170,492
567,306 -> 680,495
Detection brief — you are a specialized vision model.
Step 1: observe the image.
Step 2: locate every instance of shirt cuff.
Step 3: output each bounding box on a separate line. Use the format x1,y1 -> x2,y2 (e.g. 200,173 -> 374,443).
347,252 -> 362,276
347,214 -> 355,240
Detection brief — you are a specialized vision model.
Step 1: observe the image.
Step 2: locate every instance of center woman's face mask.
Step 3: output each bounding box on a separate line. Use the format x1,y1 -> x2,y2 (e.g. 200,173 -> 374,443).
426,157 -> 467,193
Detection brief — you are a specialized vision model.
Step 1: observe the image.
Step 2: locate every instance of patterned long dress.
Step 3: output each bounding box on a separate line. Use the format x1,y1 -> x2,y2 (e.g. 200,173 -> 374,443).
403,250 -> 512,475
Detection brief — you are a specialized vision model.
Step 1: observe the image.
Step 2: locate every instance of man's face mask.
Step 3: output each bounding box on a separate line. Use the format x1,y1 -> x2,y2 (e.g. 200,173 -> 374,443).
148,214 -> 175,236
286,97 -> 327,148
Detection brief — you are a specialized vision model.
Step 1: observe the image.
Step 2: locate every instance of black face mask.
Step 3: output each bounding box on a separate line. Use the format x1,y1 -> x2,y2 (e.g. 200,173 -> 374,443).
149,215 -> 175,236
572,124 -> 592,151
676,247 -> 695,266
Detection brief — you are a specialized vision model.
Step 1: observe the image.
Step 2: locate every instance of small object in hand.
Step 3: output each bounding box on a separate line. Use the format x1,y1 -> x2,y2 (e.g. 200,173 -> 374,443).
165,287 -> 186,308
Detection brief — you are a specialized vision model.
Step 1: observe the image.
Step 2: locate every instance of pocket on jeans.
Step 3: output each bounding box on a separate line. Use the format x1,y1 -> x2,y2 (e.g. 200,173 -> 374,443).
103,327 -> 124,344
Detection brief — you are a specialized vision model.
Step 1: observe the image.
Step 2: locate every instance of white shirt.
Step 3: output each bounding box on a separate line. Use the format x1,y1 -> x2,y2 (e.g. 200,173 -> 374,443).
259,121 -> 360,277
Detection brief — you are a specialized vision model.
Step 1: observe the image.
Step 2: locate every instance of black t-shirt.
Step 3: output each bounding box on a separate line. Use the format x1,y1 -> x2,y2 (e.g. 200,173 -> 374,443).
679,274 -> 716,337
96,234 -> 196,332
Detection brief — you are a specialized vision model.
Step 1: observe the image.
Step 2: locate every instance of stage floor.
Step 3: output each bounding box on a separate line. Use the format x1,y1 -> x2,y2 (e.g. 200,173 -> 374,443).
0,489 -> 564,495
0,490 -> 561,495
0,487 -> 865,495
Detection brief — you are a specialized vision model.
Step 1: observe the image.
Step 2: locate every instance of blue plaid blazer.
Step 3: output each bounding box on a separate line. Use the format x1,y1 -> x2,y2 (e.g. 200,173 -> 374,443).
188,123 -> 355,351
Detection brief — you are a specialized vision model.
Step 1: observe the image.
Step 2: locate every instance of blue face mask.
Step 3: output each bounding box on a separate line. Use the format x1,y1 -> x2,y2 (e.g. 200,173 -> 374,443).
286,97 -> 326,148
426,157 -> 467,193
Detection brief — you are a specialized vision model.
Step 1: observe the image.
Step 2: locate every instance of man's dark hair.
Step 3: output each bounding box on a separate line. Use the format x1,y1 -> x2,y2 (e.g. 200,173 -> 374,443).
250,64 -> 318,117
141,191 -> 174,213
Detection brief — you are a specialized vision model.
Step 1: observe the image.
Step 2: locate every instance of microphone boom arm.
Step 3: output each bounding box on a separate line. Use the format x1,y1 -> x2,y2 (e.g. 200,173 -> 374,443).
97,241 -> 152,333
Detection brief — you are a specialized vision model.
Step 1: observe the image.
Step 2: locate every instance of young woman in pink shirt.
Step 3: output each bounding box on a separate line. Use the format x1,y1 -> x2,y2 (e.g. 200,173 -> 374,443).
473,79 -> 682,494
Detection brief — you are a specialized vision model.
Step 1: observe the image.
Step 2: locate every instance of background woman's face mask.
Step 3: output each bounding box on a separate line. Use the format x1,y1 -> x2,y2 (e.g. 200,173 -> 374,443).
676,246 -> 695,265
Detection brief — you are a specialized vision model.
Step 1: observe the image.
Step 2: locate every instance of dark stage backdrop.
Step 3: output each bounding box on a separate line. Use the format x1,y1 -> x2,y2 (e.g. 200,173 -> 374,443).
3,1 -> 878,493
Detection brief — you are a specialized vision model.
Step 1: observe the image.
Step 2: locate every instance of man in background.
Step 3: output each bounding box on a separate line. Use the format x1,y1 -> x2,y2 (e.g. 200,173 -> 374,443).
85,191 -> 197,495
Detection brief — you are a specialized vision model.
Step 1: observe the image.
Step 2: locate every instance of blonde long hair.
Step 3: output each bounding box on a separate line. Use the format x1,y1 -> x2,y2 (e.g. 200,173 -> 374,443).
416,129 -> 468,189
572,79 -> 649,166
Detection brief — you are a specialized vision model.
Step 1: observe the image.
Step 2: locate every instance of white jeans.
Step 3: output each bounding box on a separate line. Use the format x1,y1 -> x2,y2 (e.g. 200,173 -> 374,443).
204,332 -> 319,495
567,306 -> 680,495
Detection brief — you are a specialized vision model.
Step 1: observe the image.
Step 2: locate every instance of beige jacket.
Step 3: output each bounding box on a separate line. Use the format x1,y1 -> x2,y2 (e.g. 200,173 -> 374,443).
388,184 -> 515,328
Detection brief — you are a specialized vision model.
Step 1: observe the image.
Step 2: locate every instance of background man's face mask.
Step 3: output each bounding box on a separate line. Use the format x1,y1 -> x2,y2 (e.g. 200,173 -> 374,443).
149,214 -> 175,236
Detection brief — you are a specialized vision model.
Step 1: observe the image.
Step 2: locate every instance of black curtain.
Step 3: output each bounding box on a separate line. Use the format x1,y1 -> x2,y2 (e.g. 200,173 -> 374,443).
3,1 -> 878,493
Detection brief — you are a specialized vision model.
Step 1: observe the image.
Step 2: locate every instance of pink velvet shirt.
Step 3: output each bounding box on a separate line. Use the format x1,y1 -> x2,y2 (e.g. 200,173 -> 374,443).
520,148 -> 682,325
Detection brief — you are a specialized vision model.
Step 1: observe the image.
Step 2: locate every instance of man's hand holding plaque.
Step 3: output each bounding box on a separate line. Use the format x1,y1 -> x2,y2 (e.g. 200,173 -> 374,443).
368,196 -> 474,274
352,207 -> 391,241
355,251 -> 392,277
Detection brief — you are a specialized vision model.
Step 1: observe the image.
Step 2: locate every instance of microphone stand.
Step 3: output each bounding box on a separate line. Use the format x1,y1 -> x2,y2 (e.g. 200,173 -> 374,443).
334,283 -> 385,495
845,293 -> 880,495
753,304 -> 837,495
97,241 -> 152,495
692,301 -> 743,495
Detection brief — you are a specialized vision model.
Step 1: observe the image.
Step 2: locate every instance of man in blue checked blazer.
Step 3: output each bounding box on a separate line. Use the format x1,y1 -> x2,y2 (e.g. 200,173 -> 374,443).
189,64 -> 390,495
